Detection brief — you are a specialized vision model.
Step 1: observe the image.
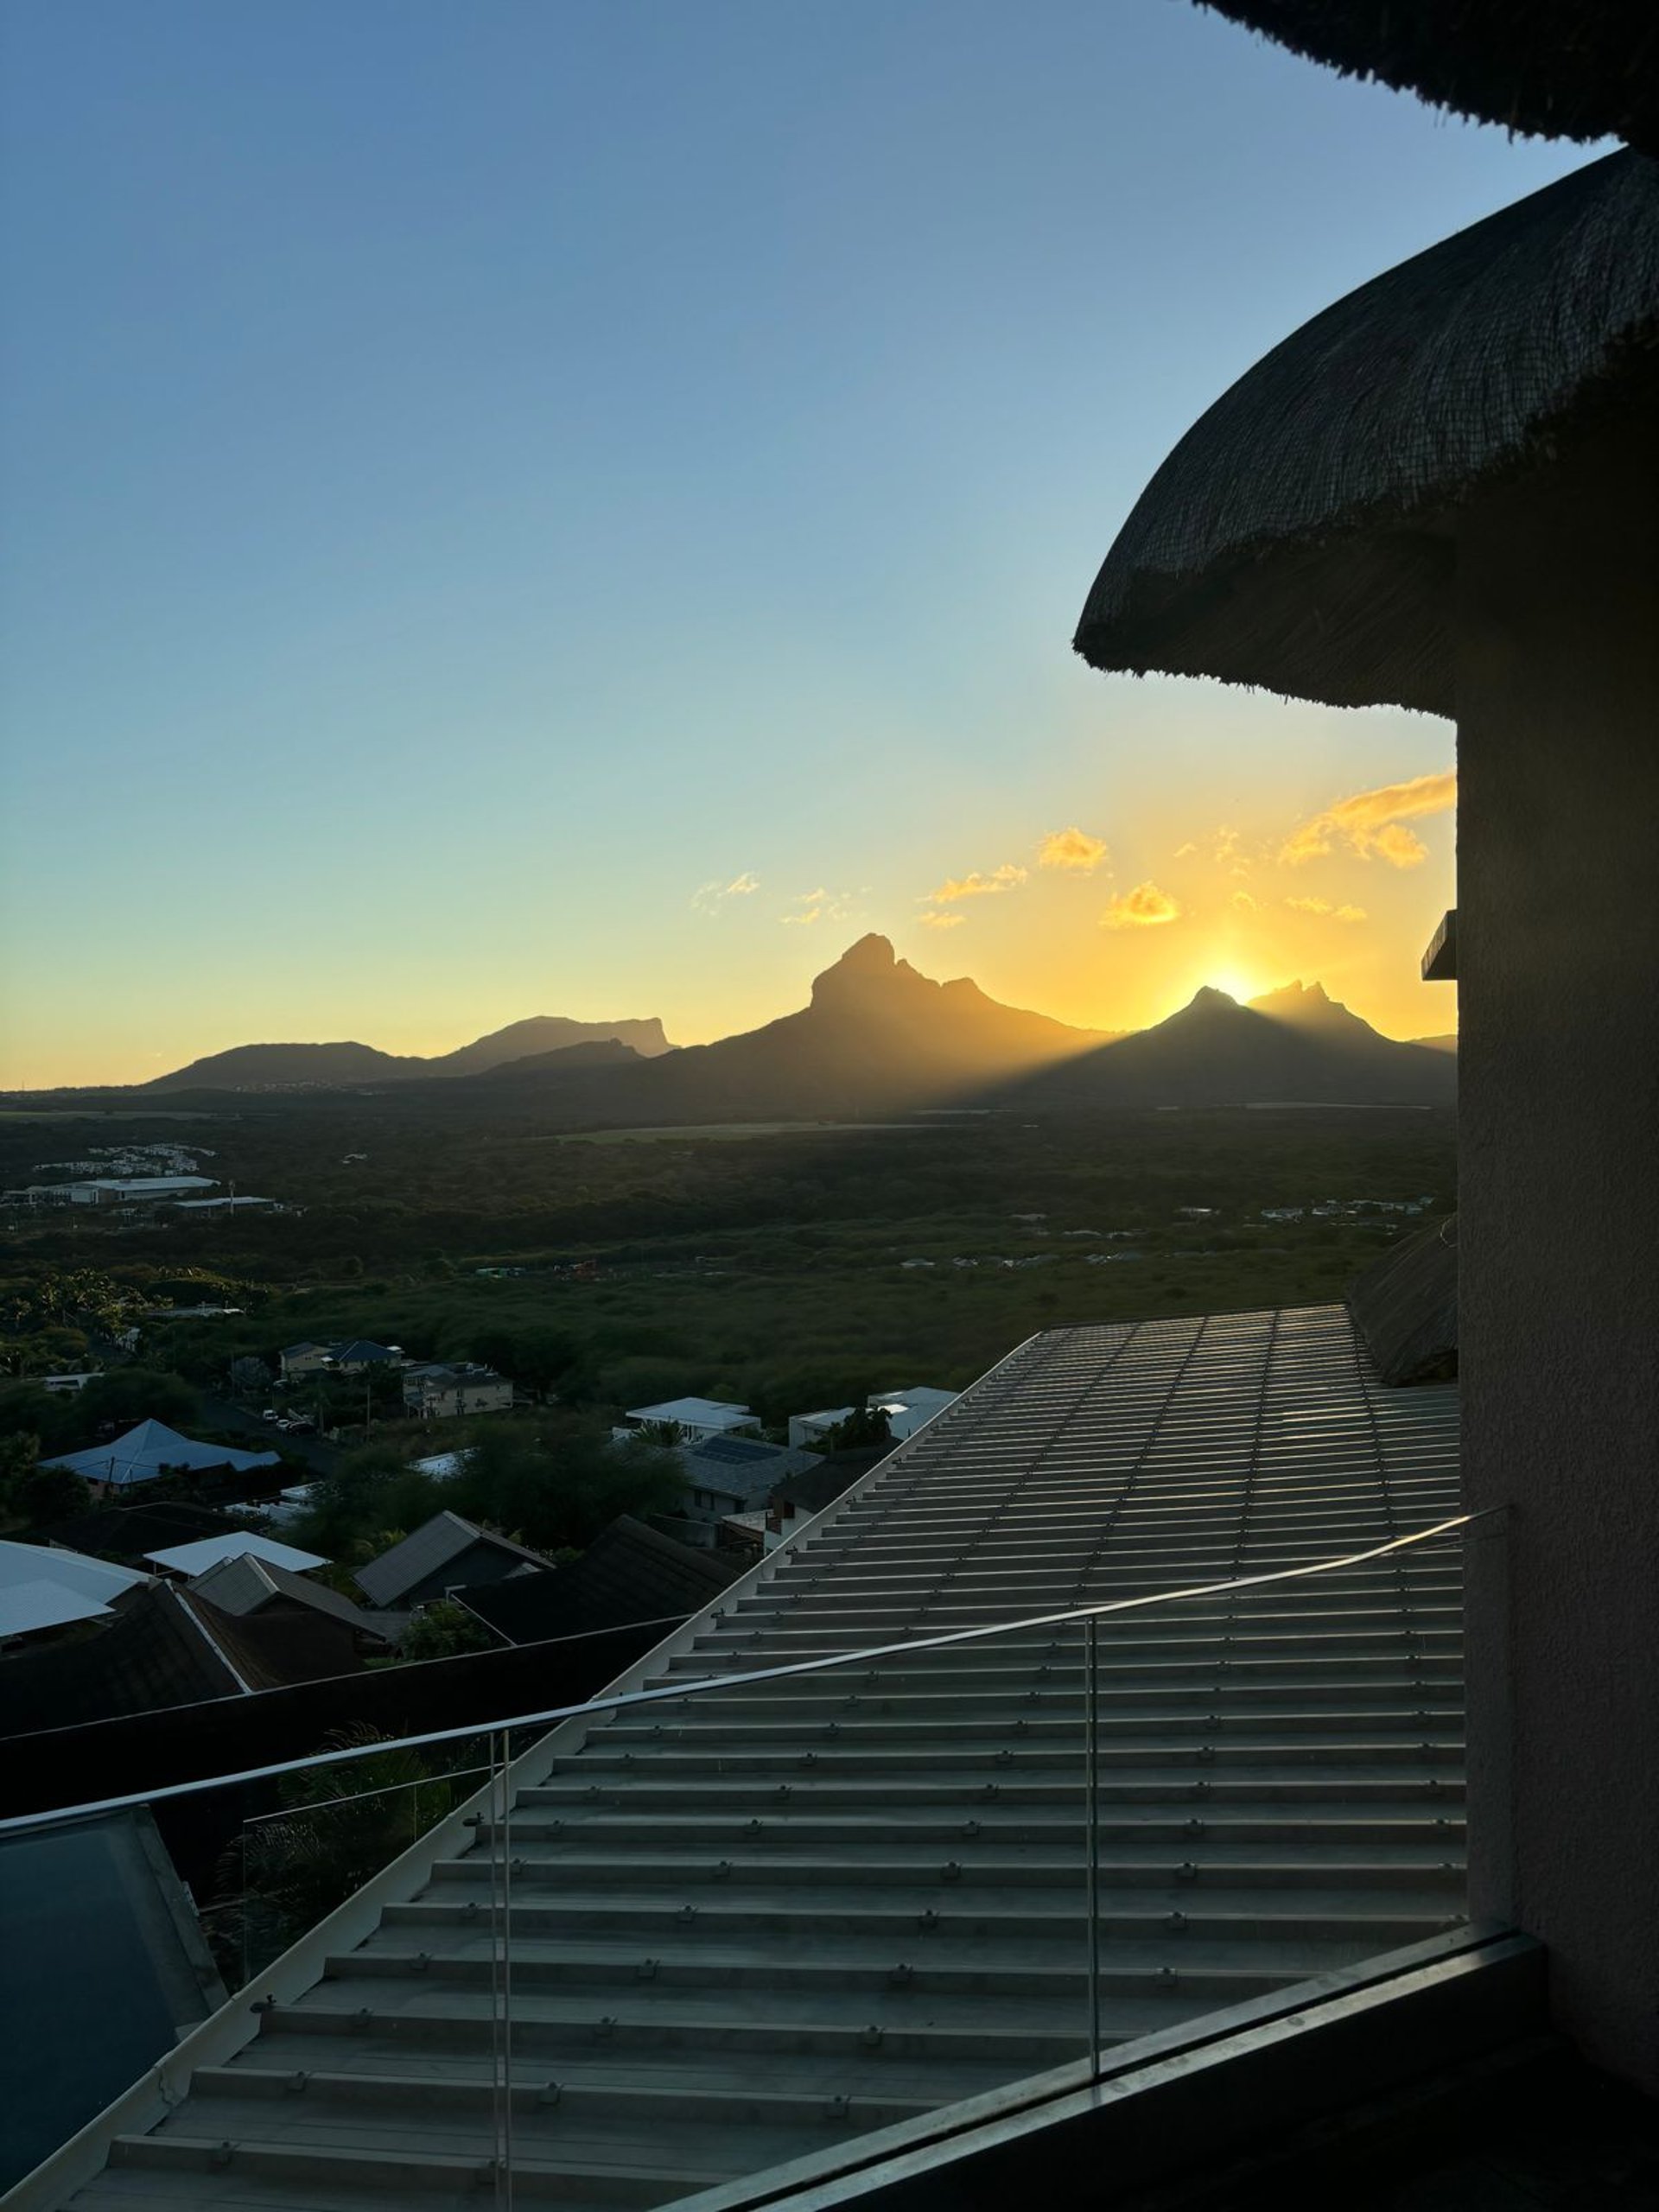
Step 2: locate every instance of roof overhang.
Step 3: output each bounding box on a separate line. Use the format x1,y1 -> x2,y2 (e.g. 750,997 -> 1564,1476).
1073,152 -> 1659,715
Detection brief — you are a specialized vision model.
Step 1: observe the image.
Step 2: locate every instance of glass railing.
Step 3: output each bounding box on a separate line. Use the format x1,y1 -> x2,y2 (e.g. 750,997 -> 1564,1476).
1,1514 -> 1484,2210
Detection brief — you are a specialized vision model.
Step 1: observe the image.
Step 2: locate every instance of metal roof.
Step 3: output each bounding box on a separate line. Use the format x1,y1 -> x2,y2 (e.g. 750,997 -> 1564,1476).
353,1511 -> 549,1609
143,1533 -> 327,1578
40,1421 -> 280,1491
0,1541 -> 148,1639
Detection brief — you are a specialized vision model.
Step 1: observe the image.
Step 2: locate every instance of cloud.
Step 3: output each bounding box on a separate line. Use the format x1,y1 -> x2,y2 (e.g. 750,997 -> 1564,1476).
1102,880 -> 1182,931
1173,841 -> 1198,859
781,886 -> 858,927
1285,894 -> 1367,924
925,862 -> 1028,905
1231,890 -> 1257,912
1038,827 -> 1109,874
1372,823 -> 1428,868
692,871 -> 760,914
918,911 -> 966,930
1281,770 -> 1456,868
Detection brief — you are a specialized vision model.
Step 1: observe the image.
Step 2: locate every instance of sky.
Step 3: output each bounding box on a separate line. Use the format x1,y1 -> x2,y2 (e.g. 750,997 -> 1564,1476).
0,2 -> 1599,1084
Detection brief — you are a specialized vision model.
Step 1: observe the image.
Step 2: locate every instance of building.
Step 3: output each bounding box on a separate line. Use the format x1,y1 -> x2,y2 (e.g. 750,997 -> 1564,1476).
788,1383 -> 957,1449
66,1176 -> 218,1205
614,1394 -> 760,1443
0,1540 -> 149,1645
399,1361 -> 512,1421
278,1338 -> 405,1383
141,1532 -> 327,1581
1073,134 -> 1659,2101
37,1420 -> 280,1496
353,1510 -> 550,1611
663,1431 -> 819,1545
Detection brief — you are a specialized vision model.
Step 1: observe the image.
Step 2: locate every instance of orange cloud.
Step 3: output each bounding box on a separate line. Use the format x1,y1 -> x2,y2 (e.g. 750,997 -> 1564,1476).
1281,769 -> 1455,867
1038,827 -> 1109,874
1103,881 -> 1181,931
925,862 -> 1028,905
782,886 -> 858,927
1231,890 -> 1257,912
1285,894 -> 1367,923
918,911 -> 966,930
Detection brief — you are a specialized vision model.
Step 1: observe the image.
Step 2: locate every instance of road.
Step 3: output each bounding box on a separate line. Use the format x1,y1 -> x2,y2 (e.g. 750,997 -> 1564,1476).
201,1395 -> 341,1478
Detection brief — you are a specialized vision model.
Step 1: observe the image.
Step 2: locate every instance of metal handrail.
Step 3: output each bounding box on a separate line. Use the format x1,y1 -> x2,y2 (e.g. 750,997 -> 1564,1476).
0,1510 -> 1484,1839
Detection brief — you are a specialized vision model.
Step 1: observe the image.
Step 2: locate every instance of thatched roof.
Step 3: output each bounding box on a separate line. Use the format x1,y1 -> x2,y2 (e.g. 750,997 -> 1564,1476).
1198,3 -> 1659,155
1074,151 -> 1659,715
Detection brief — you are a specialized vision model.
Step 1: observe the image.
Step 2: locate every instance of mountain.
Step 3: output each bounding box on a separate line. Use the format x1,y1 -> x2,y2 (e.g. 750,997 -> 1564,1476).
1007,982 -> 1456,1109
474,935 -> 1113,1119
145,1015 -> 674,1092
1412,1033 -> 1459,1054
427,1016 -> 671,1075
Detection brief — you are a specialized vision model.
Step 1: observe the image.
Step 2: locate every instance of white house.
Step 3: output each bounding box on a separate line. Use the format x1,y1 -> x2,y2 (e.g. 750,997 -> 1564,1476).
401,1363 -> 513,1421
787,1385 -> 957,1450
615,1396 -> 760,1445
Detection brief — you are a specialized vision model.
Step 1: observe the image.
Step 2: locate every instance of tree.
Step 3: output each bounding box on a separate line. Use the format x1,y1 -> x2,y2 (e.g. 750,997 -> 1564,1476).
230,1356 -> 272,1396
73,1368 -> 200,1439
14,1465 -> 91,1527
204,1725 -> 468,1986
389,1600 -> 496,1664
818,1403 -> 892,1453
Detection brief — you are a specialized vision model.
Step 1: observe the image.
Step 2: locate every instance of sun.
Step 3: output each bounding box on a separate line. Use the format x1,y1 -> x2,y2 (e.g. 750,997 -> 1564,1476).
1203,964 -> 1268,1007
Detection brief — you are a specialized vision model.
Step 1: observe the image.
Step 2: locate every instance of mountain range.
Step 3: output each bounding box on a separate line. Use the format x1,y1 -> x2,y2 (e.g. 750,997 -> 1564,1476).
124,939 -> 1452,1114
145,1015 -> 674,1091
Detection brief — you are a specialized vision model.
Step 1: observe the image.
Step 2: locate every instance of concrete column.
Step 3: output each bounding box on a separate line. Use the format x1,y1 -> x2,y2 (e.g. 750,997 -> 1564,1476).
1457,412 -> 1659,2093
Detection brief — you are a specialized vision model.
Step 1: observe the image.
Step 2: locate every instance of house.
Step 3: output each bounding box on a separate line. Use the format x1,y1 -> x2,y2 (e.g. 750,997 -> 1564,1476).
278,1338 -> 404,1383
660,1432 -> 818,1546
65,1176 -> 218,1206
186,1549 -> 392,1648
278,1342 -> 334,1382
614,1395 -> 759,1444
37,1420 -> 280,1496
454,1513 -> 745,1644
399,1361 -> 513,1420
0,1539 -> 149,1644
353,1511 -> 550,1611
786,1383 -> 957,1449
142,1532 -> 328,1581
328,1339 -> 405,1374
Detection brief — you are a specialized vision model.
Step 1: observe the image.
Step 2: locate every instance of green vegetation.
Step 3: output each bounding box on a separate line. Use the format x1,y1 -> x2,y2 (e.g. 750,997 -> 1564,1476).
0,1102 -> 1453,1557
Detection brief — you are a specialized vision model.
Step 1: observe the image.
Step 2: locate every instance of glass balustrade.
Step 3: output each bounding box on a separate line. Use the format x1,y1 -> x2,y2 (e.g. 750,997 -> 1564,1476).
2,1515 -> 1481,2210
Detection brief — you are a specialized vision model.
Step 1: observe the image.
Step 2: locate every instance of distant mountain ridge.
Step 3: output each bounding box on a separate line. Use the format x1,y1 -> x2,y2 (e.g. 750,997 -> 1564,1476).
1004,978 -> 1455,1109
114,949 -> 1450,1113
146,1015 -> 673,1092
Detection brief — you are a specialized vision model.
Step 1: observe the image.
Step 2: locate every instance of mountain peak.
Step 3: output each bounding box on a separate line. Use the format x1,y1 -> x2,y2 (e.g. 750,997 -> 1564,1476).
1249,979 -> 1366,1030
836,933 -> 898,972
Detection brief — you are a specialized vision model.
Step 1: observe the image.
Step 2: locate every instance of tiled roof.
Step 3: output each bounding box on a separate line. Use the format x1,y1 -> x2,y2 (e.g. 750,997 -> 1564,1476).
0,1585 -> 241,1736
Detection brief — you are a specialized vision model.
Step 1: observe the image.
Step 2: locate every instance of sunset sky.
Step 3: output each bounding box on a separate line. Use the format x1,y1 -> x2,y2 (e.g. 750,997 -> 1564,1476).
1,2 -> 1598,1085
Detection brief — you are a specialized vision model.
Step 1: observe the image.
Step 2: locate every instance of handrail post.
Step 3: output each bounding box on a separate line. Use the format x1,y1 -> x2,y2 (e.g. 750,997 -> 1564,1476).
1085,1614 -> 1100,2067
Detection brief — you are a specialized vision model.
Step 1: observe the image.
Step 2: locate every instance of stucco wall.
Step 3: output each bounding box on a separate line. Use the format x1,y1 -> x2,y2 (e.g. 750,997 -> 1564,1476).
1457,413 -> 1659,2093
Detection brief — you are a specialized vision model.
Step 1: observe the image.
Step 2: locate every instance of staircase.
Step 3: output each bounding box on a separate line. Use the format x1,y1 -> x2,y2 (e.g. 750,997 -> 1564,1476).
35,1305 -> 1464,2211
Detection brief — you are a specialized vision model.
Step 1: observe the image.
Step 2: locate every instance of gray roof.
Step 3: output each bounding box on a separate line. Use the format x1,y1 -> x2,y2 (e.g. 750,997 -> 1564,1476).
188,1552 -> 387,1636
353,1510 -> 549,1608
675,1433 -> 818,1506
1074,151 -> 1659,715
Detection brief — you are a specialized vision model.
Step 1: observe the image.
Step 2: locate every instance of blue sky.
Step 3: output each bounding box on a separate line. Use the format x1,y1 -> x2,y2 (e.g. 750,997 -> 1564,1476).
1,1 -> 1593,1082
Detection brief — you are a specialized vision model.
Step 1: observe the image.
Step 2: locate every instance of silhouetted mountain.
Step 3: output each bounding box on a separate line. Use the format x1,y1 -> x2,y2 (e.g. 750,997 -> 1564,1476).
428,1016 -> 671,1074
1006,984 -> 1455,1109
1412,1033 -> 1459,1054
482,1039 -> 645,1077
143,1041 -> 420,1090
480,935 -> 1111,1120
146,1015 -> 674,1091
